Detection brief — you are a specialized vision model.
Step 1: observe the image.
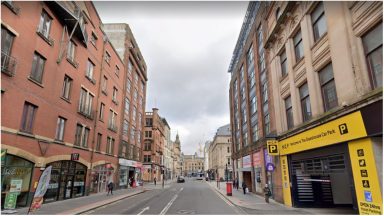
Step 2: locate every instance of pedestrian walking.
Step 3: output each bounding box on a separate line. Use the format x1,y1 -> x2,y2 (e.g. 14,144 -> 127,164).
107,181 -> 114,195
264,184 -> 271,203
236,177 -> 239,190
154,177 -> 157,186
242,181 -> 247,194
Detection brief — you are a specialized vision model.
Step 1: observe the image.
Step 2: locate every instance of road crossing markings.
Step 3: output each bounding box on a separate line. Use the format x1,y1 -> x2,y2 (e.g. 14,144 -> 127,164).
138,206 -> 150,215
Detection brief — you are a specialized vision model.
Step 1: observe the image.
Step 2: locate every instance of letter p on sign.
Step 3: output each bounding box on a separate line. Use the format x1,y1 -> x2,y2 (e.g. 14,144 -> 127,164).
267,140 -> 279,155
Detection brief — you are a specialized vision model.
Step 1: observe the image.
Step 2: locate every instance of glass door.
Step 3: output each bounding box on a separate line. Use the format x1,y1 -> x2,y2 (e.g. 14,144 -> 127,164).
64,175 -> 73,199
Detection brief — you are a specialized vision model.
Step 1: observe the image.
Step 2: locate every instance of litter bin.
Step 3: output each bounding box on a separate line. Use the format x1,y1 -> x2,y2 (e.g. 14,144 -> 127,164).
226,182 -> 232,196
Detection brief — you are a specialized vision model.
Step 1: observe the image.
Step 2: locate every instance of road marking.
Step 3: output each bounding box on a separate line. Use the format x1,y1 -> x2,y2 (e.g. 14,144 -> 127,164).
160,194 -> 178,215
138,206 -> 150,215
210,185 -> 248,215
180,187 -> 184,192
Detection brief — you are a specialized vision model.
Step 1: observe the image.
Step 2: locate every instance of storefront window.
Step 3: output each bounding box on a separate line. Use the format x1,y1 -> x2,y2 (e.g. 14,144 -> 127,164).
90,164 -> 114,193
44,161 -> 86,203
1,154 -> 34,208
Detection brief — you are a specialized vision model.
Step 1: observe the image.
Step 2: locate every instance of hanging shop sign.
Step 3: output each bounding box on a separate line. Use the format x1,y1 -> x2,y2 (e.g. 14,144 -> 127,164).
29,166 -> 52,212
266,163 -> 275,172
71,153 -> 80,161
252,151 -> 262,167
348,138 -> 382,215
279,111 -> 367,155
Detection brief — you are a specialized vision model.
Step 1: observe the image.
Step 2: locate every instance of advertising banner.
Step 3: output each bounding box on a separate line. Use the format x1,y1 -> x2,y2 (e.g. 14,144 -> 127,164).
4,192 -> 18,210
242,155 -> 251,168
252,151 -> 261,167
29,166 -> 52,212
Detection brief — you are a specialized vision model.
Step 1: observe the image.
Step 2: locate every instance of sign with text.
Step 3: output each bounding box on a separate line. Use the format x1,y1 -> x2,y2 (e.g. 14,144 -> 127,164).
267,140 -> 279,155
279,111 -> 367,155
10,179 -> 22,193
252,151 -> 262,167
4,192 -> 18,210
71,153 -> 80,161
348,138 -> 382,215
242,155 -> 251,168
29,166 -> 52,212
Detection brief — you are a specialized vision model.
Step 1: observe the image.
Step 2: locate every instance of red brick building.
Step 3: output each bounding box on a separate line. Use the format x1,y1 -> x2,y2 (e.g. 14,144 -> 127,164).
1,1 -> 146,208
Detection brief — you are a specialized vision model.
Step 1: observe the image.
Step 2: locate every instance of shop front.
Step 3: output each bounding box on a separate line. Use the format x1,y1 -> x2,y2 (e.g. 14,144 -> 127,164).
90,164 -> 114,193
118,159 -> 142,188
241,155 -> 252,192
1,154 -> 34,209
252,151 -> 263,194
278,106 -> 382,214
44,160 -> 87,203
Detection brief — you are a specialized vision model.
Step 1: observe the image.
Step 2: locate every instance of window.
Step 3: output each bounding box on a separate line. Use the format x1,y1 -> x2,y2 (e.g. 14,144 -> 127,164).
108,110 -> 117,131
138,113 -> 142,128
311,2 -> 327,42
280,49 -> 288,77
285,96 -> 294,129
61,75 -> 72,100
128,60 -> 133,74
132,106 -> 137,122
96,133 -> 102,151
144,142 -> 151,151
137,130 -> 141,143
106,137 -> 114,155
30,52 -> 46,84
145,131 -> 152,138
250,96 -> 257,115
105,51 -> 111,64
293,31 -> 304,62
299,83 -> 312,122
146,118 -> 153,127
74,124 -> 89,148
134,72 -> 139,84
243,132 -> 248,146
112,87 -> 118,103
124,98 -> 130,115
79,88 -> 94,117
144,155 -> 151,163
252,124 -> 259,142
126,79 -> 131,93
141,81 -> 145,93
227,158 -> 231,165
319,63 -> 338,111
123,119 -> 129,135
67,40 -> 76,62
115,65 -> 120,76
362,23 -> 383,89
227,147 -> 230,153
55,117 -> 66,141
102,76 -> 108,94
276,7 -> 282,20
37,10 -> 52,38
130,126 -> 135,142
86,59 -> 95,81
20,102 -> 37,133
1,28 -> 15,72
133,89 -> 138,102
90,32 -> 97,46
99,103 -> 105,120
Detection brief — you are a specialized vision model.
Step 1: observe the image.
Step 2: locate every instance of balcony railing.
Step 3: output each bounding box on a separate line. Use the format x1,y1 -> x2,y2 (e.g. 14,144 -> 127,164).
1,51 -> 17,77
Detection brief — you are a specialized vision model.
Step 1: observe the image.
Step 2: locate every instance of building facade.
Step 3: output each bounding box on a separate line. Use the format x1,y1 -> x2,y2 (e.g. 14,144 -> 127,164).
264,1 -> 382,214
182,153 -> 204,177
104,23 -> 148,189
228,1 -> 280,200
208,124 -> 232,181
1,1 -> 147,208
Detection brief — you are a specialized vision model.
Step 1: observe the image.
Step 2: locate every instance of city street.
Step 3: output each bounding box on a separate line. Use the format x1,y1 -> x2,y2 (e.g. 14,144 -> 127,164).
81,179 -> 243,215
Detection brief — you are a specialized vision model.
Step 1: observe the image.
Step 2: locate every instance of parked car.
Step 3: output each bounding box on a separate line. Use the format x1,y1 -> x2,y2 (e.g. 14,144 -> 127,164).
177,176 -> 185,183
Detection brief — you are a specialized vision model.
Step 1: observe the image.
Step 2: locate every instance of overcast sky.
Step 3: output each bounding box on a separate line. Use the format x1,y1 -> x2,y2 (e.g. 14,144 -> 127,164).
95,1 -> 248,155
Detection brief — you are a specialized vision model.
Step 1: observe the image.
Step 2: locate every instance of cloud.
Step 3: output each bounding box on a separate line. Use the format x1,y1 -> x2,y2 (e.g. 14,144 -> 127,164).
95,1 -> 247,154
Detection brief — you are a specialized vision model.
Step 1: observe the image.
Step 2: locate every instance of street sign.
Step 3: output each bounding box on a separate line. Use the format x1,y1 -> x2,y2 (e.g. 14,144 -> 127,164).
267,140 -> 279,155
266,163 -> 275,172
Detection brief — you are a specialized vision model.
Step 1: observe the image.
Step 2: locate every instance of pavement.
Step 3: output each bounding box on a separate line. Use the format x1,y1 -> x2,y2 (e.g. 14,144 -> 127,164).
3,180 -> 173,215
206,181 -> 357,215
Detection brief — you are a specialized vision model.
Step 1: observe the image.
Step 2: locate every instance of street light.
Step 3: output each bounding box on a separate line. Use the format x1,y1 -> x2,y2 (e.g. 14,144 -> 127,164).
225,164 -> 228,182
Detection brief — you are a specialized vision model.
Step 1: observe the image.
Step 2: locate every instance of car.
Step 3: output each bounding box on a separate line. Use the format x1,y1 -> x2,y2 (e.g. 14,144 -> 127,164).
177,176 -> 185,183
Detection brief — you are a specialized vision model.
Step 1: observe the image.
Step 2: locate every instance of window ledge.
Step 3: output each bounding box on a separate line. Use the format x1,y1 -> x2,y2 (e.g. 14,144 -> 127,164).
66,57 -> 79,68
2,1 -> 20,15
17,131 -> 35,138
73,145 -> 89,151
293,57 -> 305,71
60,96 -> 71,104
53,140 -> 65,145
279,73 -> 289,83
102,90 -> 108,96
28,77 -> 44,88
85,75 -> 96,85
36,31 -> 54,46
311,32 -> 328,51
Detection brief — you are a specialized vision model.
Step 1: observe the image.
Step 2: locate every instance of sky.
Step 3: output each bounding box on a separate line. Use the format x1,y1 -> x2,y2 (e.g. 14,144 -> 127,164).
95,1 -> 248,155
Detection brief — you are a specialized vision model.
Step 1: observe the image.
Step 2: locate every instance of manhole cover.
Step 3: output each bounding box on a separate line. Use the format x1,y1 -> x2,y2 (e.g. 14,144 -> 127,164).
177,210 -> 196,214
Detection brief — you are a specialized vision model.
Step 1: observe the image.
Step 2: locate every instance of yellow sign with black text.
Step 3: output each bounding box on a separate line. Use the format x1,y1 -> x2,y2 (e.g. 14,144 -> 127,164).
280,155 -> 292,207
348,138 -> 382,215
267,140 -> 279,155
279,111 -> 367,155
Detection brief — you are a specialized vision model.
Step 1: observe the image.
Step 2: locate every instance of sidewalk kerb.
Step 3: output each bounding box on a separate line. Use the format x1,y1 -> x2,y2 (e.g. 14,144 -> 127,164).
60,189 -> 147,215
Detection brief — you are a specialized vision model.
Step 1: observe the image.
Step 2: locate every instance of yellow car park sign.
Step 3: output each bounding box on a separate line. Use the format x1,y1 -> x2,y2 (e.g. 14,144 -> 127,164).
267,140 -> 279,155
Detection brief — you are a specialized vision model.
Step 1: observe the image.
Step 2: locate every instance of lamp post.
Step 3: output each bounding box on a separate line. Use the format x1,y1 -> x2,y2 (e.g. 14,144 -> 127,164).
225,164 -> 228,182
